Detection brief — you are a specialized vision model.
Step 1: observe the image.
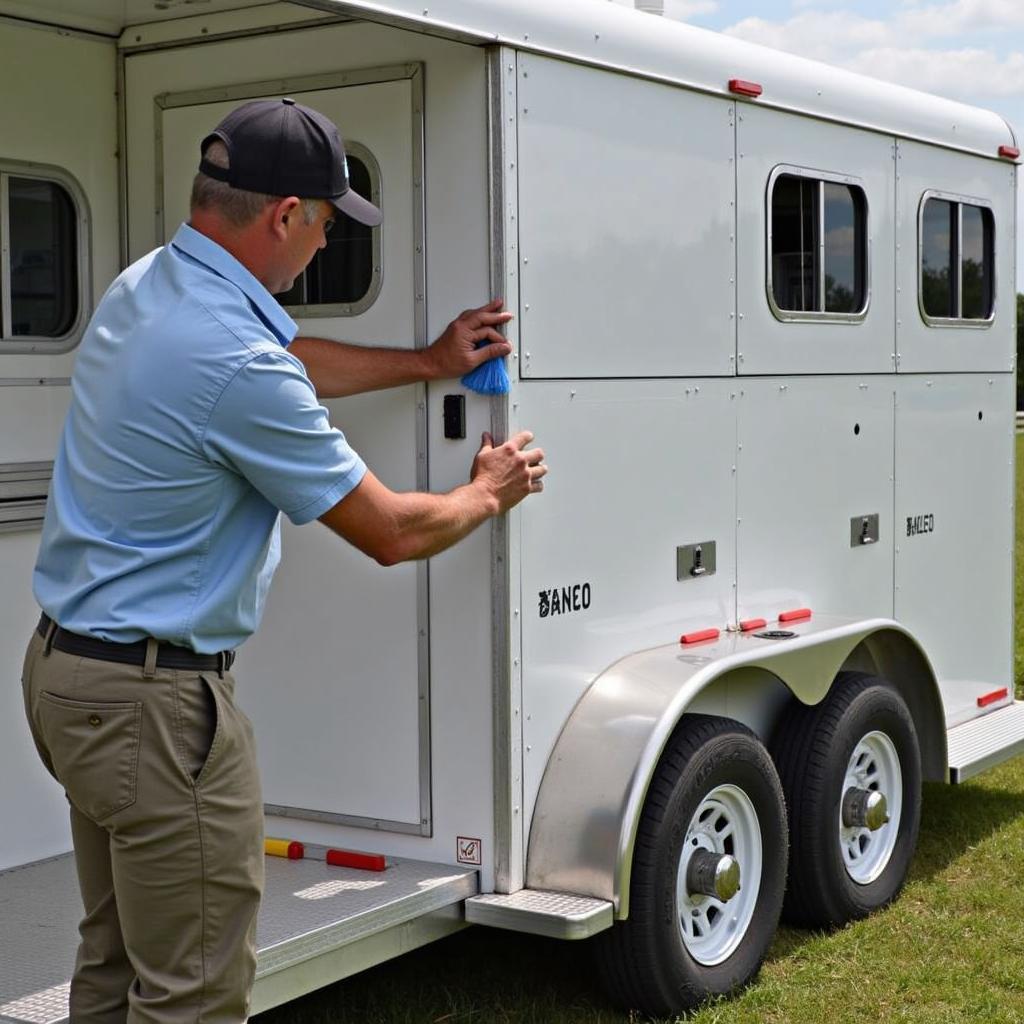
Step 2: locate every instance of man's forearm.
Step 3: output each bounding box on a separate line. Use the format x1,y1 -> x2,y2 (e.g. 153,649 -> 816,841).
289,337 -> 436,398
319,472 -> 499,565
381,483 -> 499,564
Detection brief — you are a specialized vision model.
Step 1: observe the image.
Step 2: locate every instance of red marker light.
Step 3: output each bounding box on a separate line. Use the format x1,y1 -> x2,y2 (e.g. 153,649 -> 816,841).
326,848 -> 387,872
680,628 -> 720,645
999,145 -> 1020,160
729,79 -> 763,98
740,618 -> 768,632
977,688 -> 1008,708
264,838 -> 304,860
779,608 -> 812,623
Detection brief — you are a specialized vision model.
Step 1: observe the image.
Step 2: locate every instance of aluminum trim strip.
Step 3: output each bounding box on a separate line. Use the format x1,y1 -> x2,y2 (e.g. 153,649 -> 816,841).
408,63 -> 433,838
263,803 -> 423,836
487,45 -> 521,893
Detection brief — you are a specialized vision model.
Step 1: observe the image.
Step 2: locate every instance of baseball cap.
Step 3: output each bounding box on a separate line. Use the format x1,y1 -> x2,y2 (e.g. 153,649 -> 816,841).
198,97 -> 382,227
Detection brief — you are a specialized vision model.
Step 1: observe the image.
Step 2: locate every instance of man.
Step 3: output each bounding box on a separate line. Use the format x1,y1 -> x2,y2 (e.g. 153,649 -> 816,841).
22,98 -> 545,1023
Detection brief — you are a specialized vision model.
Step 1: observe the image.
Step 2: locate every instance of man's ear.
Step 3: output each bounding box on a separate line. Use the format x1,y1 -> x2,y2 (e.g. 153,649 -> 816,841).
269,195 -> 302,240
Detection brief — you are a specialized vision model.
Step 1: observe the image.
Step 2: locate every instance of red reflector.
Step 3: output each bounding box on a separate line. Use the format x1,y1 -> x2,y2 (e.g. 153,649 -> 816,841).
740,618 -> 768,632
999,145 -> 1020,160
729,78 -> 763,98
977,688 -> 1008,708
326,848 -> 387,872
778,608 -> 812,623
680,628 -> 720,645
264,838 -> 304,860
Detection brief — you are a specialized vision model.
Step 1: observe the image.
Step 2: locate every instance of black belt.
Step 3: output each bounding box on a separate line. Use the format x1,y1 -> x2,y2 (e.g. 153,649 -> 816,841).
37,613 -> 235,673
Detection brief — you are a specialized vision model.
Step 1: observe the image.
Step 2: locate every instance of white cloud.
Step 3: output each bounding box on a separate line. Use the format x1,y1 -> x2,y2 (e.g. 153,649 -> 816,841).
899,0 -> 1024,36
721,9 -> 1024,102
848,47 -> 1024,99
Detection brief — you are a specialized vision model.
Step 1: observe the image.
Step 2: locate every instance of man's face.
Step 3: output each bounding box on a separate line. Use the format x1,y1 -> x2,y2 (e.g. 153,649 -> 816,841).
276,200 -> 335,293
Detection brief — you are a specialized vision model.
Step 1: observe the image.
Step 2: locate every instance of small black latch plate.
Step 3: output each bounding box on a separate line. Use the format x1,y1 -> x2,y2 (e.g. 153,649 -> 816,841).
676,541 -> 716,581
443,394 -> 466,439
850,513 -> 880,547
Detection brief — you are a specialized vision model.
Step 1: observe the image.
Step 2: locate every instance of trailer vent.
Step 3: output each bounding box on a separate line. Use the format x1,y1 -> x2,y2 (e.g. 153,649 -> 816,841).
0,461 -> 52,533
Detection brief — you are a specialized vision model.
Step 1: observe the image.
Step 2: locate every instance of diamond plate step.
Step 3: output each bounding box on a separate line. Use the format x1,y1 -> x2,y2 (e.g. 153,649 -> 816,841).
947,701 -> 1024,783
0,851 -> 476,1024
465,890 -> 613,940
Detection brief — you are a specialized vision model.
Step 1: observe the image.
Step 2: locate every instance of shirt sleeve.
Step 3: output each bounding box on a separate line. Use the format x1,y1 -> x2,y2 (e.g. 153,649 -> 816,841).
202,350 -> 367,525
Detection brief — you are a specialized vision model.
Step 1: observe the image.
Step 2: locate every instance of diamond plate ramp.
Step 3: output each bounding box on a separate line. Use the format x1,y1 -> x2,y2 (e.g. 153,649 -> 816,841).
0,851 -> 476,1023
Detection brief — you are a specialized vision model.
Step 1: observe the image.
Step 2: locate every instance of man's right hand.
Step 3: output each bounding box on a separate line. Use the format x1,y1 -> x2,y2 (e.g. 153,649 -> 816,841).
320,430 -> 546,565
471,430 -> 547,513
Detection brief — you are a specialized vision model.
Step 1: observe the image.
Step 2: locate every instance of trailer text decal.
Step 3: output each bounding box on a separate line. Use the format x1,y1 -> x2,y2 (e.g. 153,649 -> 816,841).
906,514 -> 935,537
539,583 -> 592,618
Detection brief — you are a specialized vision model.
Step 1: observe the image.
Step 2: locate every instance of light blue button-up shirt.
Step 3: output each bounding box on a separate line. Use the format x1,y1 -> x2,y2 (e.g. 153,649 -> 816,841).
34,223 -> 367,653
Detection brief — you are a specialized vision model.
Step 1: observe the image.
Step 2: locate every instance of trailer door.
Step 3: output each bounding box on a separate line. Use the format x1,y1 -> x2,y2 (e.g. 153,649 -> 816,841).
126,64 -> 430,834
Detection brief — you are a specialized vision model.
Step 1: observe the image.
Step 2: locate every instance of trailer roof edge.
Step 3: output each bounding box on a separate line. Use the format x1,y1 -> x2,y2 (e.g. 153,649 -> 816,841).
292,0 -> 1016,160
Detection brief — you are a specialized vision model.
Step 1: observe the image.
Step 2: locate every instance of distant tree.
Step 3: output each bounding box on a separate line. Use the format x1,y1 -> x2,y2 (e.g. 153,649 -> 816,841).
1018,293 -> 1024,410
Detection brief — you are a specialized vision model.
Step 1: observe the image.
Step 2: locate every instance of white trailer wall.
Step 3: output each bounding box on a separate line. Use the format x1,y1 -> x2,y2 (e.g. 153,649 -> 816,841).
0,20 -> 119,870
895,373 -> 1015,724
514,54 -> 736,379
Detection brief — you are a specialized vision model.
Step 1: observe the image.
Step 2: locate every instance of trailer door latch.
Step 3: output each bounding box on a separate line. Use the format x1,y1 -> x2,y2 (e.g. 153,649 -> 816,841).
851,514 -> 879,547
677,541 -> 716,581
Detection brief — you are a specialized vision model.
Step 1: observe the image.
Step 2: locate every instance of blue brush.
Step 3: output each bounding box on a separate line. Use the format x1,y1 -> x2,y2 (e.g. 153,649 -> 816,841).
461,342 -> 510,395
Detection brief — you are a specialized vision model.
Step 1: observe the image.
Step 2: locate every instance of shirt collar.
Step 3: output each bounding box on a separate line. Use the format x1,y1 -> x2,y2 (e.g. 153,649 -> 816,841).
170,222 -> 298,347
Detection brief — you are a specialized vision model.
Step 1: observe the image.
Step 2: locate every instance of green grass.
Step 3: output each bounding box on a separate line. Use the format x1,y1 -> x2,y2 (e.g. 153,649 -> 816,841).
253,437 -> 1024,1024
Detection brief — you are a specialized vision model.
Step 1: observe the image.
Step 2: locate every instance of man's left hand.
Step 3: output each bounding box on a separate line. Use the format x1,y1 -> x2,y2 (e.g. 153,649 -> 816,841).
424,299 -> 513,380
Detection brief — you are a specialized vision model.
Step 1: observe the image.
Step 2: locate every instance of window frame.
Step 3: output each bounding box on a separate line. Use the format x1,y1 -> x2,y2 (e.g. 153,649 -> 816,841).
0,158 -> 91,354
278,140 -> 383,320
917,189 -> 996,329
766,164 -> 871,325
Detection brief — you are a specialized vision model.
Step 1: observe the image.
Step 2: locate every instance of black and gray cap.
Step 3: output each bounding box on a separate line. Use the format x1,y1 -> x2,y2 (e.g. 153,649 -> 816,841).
199,97 -> 382,227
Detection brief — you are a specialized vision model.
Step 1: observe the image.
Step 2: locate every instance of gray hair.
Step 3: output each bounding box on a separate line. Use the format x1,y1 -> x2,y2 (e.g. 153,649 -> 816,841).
191,140 -> 321,228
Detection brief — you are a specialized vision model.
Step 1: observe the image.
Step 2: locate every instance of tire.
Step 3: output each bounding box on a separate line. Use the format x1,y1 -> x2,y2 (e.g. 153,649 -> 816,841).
595,714 -> 787,1019
771,671 -> 922,929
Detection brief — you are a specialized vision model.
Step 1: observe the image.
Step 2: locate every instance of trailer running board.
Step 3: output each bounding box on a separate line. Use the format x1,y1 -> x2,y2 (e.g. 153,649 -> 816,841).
947,700 -> 1024,783
0,850 -> 477,1023
465,890 -> 613,940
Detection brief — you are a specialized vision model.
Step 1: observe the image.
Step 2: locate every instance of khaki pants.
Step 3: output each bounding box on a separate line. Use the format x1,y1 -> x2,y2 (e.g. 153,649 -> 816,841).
21,628 -> 264,1024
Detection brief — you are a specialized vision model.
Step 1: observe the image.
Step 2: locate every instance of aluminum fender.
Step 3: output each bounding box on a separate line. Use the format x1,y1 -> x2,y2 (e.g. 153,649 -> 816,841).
525,615 -> 942,917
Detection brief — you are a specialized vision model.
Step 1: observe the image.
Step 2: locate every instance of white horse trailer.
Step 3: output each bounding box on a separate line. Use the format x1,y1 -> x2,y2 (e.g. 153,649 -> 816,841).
0,0 -> 1020,1018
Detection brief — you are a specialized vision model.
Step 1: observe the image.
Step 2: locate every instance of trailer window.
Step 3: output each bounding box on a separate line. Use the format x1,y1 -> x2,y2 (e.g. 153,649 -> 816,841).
274,149 -> 382,317
0,167 -> 85,350
769,170 -> 868,321
919,195 -> 994,324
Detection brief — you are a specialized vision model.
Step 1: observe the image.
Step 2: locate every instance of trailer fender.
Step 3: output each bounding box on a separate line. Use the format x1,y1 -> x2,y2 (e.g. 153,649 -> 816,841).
524,615 -> 942,918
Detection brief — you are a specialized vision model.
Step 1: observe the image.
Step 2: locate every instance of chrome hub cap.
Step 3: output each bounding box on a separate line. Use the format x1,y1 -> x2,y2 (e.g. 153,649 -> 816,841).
839,731 -> 902,885
677,784 -> 762,966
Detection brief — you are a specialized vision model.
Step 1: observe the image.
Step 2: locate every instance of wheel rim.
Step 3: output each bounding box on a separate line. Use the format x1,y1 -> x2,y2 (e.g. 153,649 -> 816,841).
839,730 -> 902,885
676,783 -> 763,966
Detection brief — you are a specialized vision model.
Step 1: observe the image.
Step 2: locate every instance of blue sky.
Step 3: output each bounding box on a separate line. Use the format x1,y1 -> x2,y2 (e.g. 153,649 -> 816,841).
611,0 -> 1024,290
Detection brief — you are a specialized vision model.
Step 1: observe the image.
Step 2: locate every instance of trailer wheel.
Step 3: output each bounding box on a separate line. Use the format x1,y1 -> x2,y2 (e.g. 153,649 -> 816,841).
596,715 -> 787,1018
771,671 -> 921,929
